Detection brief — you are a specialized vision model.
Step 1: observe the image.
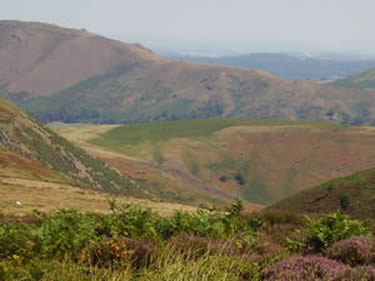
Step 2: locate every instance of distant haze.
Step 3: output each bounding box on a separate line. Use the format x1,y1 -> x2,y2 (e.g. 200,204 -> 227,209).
1,0 -> 375,55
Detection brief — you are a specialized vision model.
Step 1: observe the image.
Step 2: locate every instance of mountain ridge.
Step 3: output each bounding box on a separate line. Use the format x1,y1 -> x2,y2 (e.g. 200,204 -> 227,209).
169,53 -> 375,81
1,20 -> 375,125
0,20 -> 161,95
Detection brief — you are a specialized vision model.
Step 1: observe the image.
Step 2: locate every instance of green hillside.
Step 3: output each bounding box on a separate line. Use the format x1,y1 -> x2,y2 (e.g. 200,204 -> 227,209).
330,68 -> 375,90
15,64 -> 375,126
270,168 -> 375,219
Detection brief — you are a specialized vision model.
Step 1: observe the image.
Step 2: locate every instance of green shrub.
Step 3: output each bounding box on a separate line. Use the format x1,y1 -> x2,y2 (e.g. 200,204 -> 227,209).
305,211 -> 371,252
261,211 -> 305,226
0,209 -> 98,260
340,195 -> 351,211
219,175 -> 228,182
234,173 -> 246,185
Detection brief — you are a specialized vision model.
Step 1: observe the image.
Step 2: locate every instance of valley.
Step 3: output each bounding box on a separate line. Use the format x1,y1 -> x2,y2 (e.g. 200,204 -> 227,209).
2,14 -> 375,280
53,119 -> 375,206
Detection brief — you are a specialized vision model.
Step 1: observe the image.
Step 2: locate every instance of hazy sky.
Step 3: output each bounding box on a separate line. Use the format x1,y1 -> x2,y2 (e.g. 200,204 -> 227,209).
1,0 -> 374,54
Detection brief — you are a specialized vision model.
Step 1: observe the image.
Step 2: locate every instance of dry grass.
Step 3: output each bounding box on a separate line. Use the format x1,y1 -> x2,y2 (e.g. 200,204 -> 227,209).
0,177 -> 196,216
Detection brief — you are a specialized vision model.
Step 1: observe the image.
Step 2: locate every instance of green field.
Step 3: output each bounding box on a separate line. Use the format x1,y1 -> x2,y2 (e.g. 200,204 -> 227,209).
90,118 -> 302,147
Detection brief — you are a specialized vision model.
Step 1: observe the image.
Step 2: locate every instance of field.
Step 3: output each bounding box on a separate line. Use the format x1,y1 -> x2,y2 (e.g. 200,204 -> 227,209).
53,119 -> 375,206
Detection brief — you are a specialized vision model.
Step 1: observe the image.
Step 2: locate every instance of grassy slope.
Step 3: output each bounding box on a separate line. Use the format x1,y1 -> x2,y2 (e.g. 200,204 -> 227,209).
19,61 -> 375,126
0,144 -> 65,183
0,96 -> 152,198
57,119 -> 375,206
330,68 -> 375,90
270,168 -> 375,220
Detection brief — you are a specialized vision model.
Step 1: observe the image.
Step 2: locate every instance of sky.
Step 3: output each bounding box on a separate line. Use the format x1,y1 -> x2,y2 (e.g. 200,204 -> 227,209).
1,0 -> 375,55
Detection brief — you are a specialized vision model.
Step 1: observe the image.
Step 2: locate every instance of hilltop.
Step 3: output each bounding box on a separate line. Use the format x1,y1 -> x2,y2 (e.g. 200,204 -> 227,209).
1,21 -> 375,125
330,68 -> 375,90
0,20 -> 160,96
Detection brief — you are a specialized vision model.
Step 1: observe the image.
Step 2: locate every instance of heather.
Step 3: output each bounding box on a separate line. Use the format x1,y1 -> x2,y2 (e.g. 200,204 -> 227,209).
326,237 -> 375,266
261,256 -> 350,280
0,201 -> 375,280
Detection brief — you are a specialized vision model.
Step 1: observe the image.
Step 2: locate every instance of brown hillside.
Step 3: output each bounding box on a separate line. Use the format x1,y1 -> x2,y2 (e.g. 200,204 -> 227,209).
0,21 -> 374,124
0,20 -> 161,95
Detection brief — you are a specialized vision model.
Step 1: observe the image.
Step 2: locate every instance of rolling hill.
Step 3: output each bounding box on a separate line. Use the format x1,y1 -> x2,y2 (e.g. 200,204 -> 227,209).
54,119 -> 375,206
0,96 -> 149,197
1,21 -> 375,125
0,20 -> 160,96
270,167 -> 375,220
330,68 -> 375,90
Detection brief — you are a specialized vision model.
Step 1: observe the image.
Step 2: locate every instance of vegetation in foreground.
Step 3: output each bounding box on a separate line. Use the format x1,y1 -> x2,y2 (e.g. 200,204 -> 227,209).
1,200 -> 375,280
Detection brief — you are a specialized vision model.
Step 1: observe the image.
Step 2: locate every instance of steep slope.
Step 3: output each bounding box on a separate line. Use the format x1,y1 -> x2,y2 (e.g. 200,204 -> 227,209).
1,21 -> 375,125
330,68 -> 375,90
0,96 -> 147,197
270,168 -> 375,219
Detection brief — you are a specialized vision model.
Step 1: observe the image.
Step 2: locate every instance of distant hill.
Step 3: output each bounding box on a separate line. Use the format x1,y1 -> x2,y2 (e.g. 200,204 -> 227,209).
0,96 -> 148,197
330,68 -> 375,90
270,168 -> 375,219
169,53 -> 375,81
1,21 -> 375,125
0,20 -> 160,96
